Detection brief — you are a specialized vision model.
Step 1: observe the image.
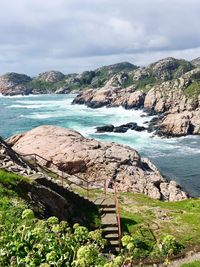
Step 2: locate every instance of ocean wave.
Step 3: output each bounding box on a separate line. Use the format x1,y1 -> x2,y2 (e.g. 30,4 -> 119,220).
20,113 -> 67,119
0,93 -> 45,98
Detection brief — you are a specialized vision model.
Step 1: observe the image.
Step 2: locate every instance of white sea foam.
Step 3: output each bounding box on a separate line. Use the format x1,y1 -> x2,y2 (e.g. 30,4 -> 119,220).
0,93 -> 43,98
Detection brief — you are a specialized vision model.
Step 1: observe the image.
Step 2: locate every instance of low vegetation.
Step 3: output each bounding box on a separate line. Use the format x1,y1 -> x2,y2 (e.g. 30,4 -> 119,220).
119,192 -> 200,247
181,261 -> 200,267
184,80 -> 200,99
135,75 -> 157,91
1,170 -> 200,266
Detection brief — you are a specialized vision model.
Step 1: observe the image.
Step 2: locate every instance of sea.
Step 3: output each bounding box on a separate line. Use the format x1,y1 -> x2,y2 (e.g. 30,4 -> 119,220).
0,93 -> 200,196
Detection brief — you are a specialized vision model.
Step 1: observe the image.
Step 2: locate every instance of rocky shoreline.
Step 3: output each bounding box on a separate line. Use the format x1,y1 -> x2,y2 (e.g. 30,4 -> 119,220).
7,125 -> 188,201
73,64 -> 200,138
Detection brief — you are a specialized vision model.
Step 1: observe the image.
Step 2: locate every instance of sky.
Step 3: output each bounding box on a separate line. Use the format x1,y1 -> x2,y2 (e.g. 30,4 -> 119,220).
0,0 -> 200,75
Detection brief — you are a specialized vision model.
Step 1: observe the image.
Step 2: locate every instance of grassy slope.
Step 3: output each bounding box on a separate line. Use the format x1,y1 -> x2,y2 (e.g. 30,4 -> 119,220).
2,169 -> 200,265
184,81 -> 200,99
181,261 -> 200,267
119,193 -> 200,247
0,170 -> 30,234
0,169 -> 101,229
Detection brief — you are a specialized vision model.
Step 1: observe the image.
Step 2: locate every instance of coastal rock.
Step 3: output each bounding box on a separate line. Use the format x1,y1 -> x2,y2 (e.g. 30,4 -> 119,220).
96,125 -> 114,133
125,91 -> 146,109
95,122 -> 146,133
7,125 -> 188,201
159,110 -> 200,137
0,72 -> 32,95
73,66 -> 200,137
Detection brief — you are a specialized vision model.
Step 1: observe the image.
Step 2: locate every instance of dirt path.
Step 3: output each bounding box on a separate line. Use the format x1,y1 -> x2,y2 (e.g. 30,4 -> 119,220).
168,252 -> 200,266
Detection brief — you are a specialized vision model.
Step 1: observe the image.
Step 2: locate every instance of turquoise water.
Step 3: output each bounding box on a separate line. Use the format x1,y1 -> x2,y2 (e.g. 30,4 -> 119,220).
0,94 -> 200,196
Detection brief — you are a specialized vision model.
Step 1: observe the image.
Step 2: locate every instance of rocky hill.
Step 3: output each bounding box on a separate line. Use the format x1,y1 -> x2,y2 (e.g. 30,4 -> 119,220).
0,62 -> 137,96
37,70 -> 65,82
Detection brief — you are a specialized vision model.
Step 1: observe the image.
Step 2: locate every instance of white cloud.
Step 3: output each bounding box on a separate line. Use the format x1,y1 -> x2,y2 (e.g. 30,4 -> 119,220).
0,0 -> 199,75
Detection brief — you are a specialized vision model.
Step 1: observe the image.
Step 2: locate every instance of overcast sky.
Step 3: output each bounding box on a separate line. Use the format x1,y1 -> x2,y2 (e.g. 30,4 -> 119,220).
0,0 -> 200,75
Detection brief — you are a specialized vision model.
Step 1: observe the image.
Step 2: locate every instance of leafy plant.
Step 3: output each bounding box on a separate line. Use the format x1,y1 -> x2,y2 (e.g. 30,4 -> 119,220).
121,230 -> 182,261
0,210 -> 108,267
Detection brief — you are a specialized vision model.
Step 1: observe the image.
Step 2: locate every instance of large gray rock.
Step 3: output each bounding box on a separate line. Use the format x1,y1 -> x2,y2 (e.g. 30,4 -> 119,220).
7,125 -> 188,201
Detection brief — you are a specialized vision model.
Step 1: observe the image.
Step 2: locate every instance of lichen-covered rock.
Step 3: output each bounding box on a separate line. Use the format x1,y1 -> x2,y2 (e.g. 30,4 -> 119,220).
37,71 -> 65,83
131,57 -> 193,83
7,125 -> 188,201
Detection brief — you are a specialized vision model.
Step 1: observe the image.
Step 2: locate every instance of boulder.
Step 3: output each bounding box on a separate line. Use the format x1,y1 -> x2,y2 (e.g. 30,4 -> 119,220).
7,125 -> 188,201
113,126 -> 128,133
159,110 -> 200,137
96,125 -> 114,133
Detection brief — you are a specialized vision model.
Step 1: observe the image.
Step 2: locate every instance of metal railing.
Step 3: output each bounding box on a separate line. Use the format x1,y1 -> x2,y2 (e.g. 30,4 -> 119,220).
114,182 -> 122,246
19,152 -> 122,245
19,152 -> 107,198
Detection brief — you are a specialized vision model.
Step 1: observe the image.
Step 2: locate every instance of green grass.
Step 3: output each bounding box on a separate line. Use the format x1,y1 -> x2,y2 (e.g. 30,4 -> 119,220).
118,193 -> 200,247
0,169 -> 28,185
184,81 -> 200,99
136,76 -> 157,91
0,170 -> 29,230
181,261 -> 200,267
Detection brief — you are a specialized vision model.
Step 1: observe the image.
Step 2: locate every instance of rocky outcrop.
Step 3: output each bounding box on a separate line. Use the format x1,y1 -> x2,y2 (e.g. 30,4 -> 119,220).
0,72 -> 32,95
157,110 -> 200,137
37,71 -> 65,83
0,136 -> 35,175
73,65 -> 200,137
132,57 -> 193,82
7,125 -> 188,201
73,82 -> 145,109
